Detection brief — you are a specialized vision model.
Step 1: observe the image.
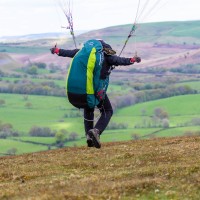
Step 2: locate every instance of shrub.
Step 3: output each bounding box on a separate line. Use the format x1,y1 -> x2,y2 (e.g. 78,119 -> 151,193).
68,132 -> 79,141
0,132 -> 8,139
34,62 -> 46,69
191,118 -> 200,126
183,130 -> 200,136
25,102 -> 33,109
64,111 -> 81,118
162,119 -> 170,128
132,134 -> 140,140
7,148 -> 17,155
26,66 -> 38,75
29,126 -> 55,137
107,122 -> 128,130
0,99 -> 6,106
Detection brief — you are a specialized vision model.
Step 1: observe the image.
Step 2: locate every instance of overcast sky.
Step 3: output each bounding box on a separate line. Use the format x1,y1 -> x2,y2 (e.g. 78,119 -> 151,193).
0,0 -> 199,37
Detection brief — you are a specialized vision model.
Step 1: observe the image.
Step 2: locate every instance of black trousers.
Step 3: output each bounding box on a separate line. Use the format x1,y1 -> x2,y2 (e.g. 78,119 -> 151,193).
84,94 -> 113,135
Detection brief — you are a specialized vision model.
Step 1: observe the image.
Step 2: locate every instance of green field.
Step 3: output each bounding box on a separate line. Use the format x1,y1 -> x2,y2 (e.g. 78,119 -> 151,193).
0,139 -> 48,155
117,94 -> 200,116
0,93 -> 82,133
154,126 -> 200,137
3,93 -> 198,134
0,92 -> 200,155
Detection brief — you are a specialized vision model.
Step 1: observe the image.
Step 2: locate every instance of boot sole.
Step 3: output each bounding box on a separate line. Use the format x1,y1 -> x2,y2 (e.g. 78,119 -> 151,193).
87,139 -> 94,147
88,130 -> 101,149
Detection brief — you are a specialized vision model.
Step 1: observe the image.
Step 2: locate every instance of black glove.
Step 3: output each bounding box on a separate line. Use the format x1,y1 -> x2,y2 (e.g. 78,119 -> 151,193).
135,56 -> 141,63
50,46 -> 60,55
130,56 -> 141,63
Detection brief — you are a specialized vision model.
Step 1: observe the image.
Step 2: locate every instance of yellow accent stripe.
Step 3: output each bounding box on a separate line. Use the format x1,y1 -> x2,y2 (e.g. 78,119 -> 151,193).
86,47 -> 96,94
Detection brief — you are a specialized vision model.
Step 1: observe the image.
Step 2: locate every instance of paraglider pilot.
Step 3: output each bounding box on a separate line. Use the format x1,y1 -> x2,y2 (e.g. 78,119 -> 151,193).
50,39 -> 141,148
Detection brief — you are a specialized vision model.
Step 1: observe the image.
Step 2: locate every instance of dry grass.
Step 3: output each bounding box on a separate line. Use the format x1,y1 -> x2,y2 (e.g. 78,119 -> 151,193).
0,136 -> 200,200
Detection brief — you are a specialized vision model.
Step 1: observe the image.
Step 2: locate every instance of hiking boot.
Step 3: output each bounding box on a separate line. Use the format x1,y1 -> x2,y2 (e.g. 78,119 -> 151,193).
86,134 -> 94,147
88,128 -> 101,149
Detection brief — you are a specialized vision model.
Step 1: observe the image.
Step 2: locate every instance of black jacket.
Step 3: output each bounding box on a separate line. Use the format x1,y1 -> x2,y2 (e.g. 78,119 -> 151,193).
58,48 -> 132,79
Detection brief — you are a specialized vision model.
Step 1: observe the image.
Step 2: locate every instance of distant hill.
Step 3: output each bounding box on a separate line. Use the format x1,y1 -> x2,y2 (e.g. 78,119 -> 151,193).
1,20 -> 200,45
0,32 -> 66,42
71,21 -> 200,68
1,20 -> 200,70
0,30 -> 88,43
0,136 -> 199,199
73,20 -> 200,47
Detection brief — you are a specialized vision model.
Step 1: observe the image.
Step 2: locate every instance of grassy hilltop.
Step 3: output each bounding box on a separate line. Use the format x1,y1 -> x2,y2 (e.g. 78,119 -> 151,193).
0,136 -> 199,199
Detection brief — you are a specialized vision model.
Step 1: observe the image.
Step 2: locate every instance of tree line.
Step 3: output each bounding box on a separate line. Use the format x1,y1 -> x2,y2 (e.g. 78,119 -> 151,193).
111,85 -> 197,110
0,80 -> 66,97
0,82 -> 197,110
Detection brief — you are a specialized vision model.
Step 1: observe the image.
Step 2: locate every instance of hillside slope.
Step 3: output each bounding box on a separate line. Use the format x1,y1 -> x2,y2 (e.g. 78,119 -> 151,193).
0,136 -> 199,199
2,20 -> 200,70
0,53 -> 22,71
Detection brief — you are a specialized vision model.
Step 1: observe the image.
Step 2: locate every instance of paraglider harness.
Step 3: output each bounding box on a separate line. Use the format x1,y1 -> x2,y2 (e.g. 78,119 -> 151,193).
66,39 -> 116,109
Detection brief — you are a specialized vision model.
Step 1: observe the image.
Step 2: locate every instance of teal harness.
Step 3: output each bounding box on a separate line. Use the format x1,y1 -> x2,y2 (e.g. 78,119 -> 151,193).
66,39 -> 109,108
